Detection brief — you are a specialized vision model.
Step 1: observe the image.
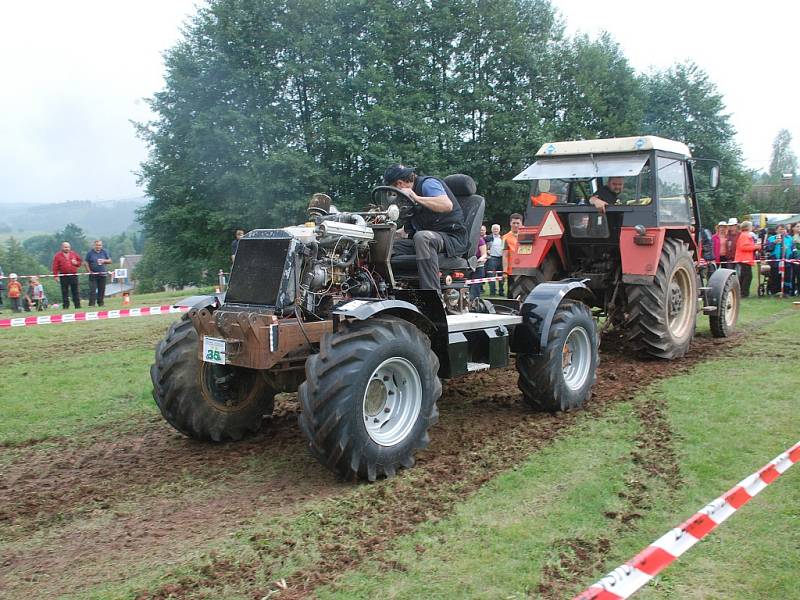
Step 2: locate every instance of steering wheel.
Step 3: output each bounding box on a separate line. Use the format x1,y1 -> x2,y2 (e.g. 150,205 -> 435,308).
371,185 -> 417,206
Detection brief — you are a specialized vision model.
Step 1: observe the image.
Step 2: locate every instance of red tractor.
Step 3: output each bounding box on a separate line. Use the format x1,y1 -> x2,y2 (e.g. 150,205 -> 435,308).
508,136 -> 740,359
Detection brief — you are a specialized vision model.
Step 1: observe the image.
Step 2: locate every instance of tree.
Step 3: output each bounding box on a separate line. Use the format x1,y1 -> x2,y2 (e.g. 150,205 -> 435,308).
54,223 -> 90,255
641,62 -> 750,226
23,234 -> 59,267
768,129 -> 798,181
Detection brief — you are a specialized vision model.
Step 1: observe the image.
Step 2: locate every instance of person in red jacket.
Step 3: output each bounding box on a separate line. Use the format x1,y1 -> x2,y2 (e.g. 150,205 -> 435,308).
734,221 -> 760,297
52,241 -> 83,308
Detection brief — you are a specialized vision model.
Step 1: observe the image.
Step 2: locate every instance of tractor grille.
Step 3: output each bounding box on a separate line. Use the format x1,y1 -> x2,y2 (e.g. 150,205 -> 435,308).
225,230 -> 296,309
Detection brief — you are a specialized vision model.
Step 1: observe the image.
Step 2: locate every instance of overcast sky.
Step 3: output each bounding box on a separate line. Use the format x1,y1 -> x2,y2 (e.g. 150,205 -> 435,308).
1,0 -> 798,204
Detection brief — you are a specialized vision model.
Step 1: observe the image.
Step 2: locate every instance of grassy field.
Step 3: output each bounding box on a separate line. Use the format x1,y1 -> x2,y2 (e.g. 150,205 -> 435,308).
0,291 -> 797,599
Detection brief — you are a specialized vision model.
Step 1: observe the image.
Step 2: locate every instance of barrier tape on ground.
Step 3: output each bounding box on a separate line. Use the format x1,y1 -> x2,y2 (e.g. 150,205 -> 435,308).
574,440 -> 800,600
0,305 -> 190,329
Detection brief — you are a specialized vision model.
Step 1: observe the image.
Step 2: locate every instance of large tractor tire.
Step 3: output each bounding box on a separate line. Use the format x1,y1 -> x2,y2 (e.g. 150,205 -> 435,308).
510,255 -> 559,300
151,315 -> 275,441
298,317 -> 440,481
709,270 -> 740,338
625,238 -> 697,359
516,300 -> 598,412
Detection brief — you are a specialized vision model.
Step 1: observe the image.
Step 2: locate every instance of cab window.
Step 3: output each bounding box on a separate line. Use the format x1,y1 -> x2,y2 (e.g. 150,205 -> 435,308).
657,156 -> 690,223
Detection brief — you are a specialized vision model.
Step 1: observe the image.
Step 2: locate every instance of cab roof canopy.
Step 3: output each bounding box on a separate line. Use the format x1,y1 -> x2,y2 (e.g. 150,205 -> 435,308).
535,136 -> 691,159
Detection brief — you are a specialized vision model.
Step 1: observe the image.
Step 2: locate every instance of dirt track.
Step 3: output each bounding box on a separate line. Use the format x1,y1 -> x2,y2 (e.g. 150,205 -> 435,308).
0,326 -> 762,598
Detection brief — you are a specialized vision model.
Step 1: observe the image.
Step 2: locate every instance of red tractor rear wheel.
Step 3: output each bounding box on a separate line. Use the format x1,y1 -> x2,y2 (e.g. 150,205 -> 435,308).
624,238 -> 697,359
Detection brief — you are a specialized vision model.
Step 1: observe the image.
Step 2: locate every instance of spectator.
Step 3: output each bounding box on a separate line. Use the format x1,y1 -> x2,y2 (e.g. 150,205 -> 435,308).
469,233 -> 488,300
52,241 -> 82,309
231,228 -> 245,263
85,239 -> 112,307
503,213 -> 523,298
712,221 -> 727,264
725,218 -> 740,270
0,264 -> 4,312
485,224 -> 504,296
479,224 -> 487,240
7,273 -> 22,313
24,277 -> 45,311
792,222 -> 800,295
734,221 -> 759,297
765,224 -> 794,295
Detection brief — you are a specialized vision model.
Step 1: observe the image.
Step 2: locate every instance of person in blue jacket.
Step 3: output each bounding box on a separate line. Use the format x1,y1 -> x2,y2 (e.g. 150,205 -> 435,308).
765,225 -> 795,294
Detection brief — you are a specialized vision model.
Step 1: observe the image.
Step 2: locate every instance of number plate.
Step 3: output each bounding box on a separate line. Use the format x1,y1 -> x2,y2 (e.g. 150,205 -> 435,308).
202,336 -> 226,364
517,245 -> 532,255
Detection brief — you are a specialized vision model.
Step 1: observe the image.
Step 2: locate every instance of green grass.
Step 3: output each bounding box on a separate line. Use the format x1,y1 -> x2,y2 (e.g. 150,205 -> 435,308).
313,299 -> 800,599
2,292 -> 798,599
0,289 -> 203,445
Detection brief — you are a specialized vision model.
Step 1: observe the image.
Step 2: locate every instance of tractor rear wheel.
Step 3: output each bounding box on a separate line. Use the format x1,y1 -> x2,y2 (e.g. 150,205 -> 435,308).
516,300 -> 598,412
298,317 -> 440,481
151,315 -> 275,441
625,238 -> 697,359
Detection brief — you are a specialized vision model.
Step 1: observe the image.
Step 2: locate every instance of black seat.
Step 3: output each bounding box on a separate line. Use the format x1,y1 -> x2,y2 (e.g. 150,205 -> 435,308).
391,174 -> 486,274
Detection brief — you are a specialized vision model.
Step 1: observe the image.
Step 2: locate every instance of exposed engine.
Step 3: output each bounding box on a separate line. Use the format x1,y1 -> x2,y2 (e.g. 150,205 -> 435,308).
292,194 -> 399,319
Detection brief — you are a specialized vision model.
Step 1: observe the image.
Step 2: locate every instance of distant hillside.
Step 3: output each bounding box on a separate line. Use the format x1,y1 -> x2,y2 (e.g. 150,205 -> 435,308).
0,197 -> 148,237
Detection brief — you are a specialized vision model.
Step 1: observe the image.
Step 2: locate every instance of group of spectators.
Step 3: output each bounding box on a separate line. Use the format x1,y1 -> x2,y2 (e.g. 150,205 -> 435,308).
469,213 -> 523,299
0,240 -> 113,313
709,218 -> 800,296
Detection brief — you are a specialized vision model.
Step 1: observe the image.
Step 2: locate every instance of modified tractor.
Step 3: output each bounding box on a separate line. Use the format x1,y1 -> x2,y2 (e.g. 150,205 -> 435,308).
151,175 -> 600,481
508,136 -> 740,359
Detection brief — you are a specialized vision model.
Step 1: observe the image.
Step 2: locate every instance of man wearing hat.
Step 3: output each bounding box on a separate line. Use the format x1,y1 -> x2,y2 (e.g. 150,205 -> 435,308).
712,221 -> 728,265
383,163 -> 468,292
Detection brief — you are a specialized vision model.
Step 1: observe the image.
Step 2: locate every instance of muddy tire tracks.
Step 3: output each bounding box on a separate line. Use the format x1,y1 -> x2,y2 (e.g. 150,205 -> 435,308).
1,310 -> 793,599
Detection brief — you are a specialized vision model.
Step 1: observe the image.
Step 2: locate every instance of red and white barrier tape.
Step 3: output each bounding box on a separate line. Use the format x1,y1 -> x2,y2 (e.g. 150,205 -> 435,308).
0,305 -> 189,329
574,441 -> 800,600
463,275 -> 504,285
0,271 -> 115,280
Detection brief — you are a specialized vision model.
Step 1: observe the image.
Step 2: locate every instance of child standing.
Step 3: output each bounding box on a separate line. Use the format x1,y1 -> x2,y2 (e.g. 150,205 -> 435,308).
7,273 -> 22,312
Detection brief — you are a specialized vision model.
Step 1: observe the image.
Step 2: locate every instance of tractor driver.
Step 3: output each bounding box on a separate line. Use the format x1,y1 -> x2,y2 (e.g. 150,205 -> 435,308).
384,164 -> 468,292
588,176 -> 625,212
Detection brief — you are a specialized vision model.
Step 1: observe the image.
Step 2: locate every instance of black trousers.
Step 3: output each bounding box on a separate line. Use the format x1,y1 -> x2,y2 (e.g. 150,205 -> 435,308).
393,231 -> 445,291
737,264 -> 752,297
60,275 -> 81,308
89,274 -> 107,306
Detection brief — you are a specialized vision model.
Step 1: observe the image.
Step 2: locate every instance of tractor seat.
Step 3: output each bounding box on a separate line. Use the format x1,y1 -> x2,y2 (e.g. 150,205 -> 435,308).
391,174 -> 486,274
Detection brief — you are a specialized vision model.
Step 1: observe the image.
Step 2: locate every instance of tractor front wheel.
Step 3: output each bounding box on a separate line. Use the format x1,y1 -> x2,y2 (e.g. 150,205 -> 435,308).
625,238 -> 697,359
510,255 -> 559,300
151,316 -> 275,441
298,317 -> 441,481
516,300 -> 598,412
709,271 -> 740,338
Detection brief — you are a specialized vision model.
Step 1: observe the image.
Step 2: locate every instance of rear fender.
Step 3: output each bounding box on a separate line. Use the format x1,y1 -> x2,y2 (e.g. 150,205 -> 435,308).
511,279 -> 594,355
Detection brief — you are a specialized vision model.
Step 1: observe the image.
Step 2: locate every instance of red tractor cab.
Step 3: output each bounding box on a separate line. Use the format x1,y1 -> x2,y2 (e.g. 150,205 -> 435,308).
509,136 -> 739,359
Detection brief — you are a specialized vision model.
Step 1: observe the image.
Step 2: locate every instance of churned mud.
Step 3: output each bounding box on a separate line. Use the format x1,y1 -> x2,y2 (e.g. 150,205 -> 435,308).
0,318 -> 779,599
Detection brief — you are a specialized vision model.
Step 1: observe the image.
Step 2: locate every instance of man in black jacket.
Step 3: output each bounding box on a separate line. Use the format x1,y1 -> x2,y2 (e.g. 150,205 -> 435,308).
589,176 -> 625,212
384,164 -> 468,291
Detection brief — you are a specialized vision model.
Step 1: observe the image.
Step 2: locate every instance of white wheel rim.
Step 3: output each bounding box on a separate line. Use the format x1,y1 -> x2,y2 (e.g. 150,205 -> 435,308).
667,266 -> 694,339
724,286 -> 738,327
362,357 -> 423,446
562,326 -> 592,391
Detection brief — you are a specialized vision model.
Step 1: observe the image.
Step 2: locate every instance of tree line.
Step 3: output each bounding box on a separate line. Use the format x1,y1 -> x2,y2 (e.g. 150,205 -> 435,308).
136,0 -> 751,289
